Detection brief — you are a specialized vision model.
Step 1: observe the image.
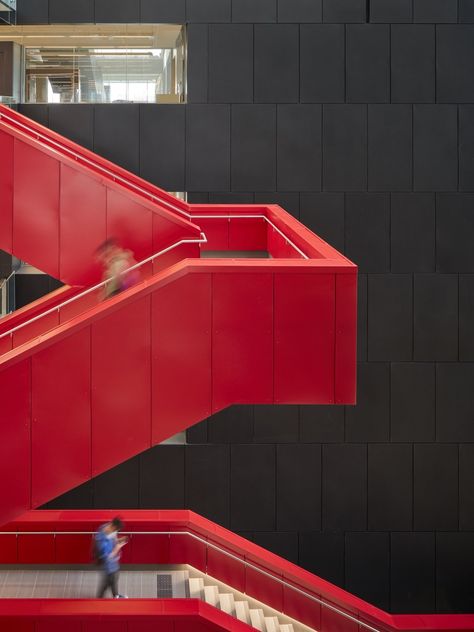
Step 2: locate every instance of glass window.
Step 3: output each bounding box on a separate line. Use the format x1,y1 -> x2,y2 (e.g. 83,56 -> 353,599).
25,34 -> 186,104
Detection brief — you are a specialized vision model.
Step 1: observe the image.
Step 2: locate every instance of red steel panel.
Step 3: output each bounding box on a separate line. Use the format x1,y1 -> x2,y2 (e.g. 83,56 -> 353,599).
31,329 -> 91,507
274,273 -> 335,404
107,188 -> 153,264
0,621 -> 34,632
0,129 -> 13,253
82,623 -> 127,632
152,273 -> 212,444
128,624 -> 173,632
0,360 -> 30,524
195,217 -> 229,251
245,564 -> 284,612
320,601 -> 360,632
282,584 -> 321,630
207,546 -> 246,593
169,533 -> 207,571
0,535 -> 17,563
36,622 -> 81,632
128,534 -> 170,564
60,164 -> 107,286
17,534 -> 55,563
152,212 -> 189,254
54,534 -> 91,564
335,274 -> 358,404
12,310 -> 59,349
228,218 -> 267,252
13,139 -> 60,278
91,296 -> 151,477
212,273 -> 273,411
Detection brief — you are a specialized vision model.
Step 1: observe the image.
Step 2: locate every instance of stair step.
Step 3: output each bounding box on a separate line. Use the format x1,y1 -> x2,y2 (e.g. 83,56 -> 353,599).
203,584 -> 219,607
264,616 -> 280,632
249,608 -> 265,631
235,600 -> 251,624
279,626 -> 294,632
219,592 -> 235,615
188,577 -> 204,599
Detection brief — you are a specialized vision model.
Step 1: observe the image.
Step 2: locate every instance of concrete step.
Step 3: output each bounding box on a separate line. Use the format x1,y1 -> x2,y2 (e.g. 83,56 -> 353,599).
235,600 -> 251,624
279,625 -> 294,632
188,577 -> 204,599
249,608 -> 265,631
219,592 -> 235,615
264,616 -> 280,631
203,584 -> 219,608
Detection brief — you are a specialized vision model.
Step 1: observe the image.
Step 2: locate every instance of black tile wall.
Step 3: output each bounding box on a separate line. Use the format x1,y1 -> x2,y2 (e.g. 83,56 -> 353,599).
346,25 -> 390,103
391,26 -> 435,103
19,1 -> 474,614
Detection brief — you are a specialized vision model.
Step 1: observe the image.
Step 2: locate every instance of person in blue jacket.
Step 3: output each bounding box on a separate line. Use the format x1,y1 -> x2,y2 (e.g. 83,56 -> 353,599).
95,516 -> 128,598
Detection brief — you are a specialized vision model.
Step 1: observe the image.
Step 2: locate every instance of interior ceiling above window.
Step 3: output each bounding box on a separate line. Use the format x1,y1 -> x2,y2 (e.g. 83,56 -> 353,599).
0,23 -> 182,49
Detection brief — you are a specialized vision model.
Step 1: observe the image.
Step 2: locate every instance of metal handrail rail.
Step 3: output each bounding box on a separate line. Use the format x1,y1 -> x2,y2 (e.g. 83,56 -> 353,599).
0,269 -> 15,291
0,233 -> 207,342
0,528 -> 382,632
0,111 -> 309,259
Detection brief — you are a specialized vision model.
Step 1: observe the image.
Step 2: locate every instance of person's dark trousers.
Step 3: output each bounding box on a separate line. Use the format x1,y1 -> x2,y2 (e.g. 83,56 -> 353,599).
97,569 -> 118,598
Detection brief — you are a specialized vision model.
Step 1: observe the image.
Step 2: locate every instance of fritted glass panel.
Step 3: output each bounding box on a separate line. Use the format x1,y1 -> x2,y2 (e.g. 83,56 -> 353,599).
25,35 -> 186,104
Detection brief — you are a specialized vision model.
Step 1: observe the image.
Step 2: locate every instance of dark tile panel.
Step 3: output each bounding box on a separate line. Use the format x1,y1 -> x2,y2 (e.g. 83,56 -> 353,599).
139,446 -> 185,508
437,26 -> 474,102
322,444 -> 367,531
357,273 -> 368,361
48,105 -> 94,151
185,445 -> 230,527
368,274 -> 413,361
209,25 -> 253,103
414,444 -> 458,531
413,0 -> 457,23
253,405 -> 299,443
391,533 -> 435,613
345,362 -> 390,442
230,445 -> 276,531
187,192 -> 210,203
436,533 -> 474,612
16,0 -> 48,24
185,104 -> 230,191
345,533 -> 390,610
300,192 -> 344,253
299,532 -> 345,585
139,105 -> 185,191
49,0 -> 94,22
15,275 -> 53,310
323,105 -> 367,192
186,420 -> 209,444
253,192 -> 300,218
93,105 -> 140,175
187,24 -> 208,103
231,105 -> 276,191
459,444 -> 474,530
254,25 -> 299,103
42,481 -> 94,509
368,105 -> 412,191
278,0 -> 322,22
413,105 -> 458,192
140,0 -> 186,22
460,275 -> 474,360
391,363 -> 435,442
277,445 -> 321,530
252,532 -> 298,564
94,457 -> 140,508
323,0 -> 366,23
207,405 -> 254,443
370,0 -> 412,22
299,405 -> 345,443
437,364 -> 474,442
208,192 -> 254,203
459,0 -> 474,22
232,0 -> 276,22
391,193 -> 435,273
437,194 -> 474,272
186,0 -> 231,22
368,444 -> 413,531
18,104 -> 49,128
94,0 -> 140,22
346,25 -> 390,104
345,193 -> 390,273
300,25 -> 345,103
414,274 -> 458,361
277,105 -> 321,191
391,25 -> 435,103
459,106 -> 474,191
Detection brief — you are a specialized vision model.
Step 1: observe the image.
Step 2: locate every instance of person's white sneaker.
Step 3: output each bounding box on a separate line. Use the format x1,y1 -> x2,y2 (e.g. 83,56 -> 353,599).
114,594 -> 128,599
